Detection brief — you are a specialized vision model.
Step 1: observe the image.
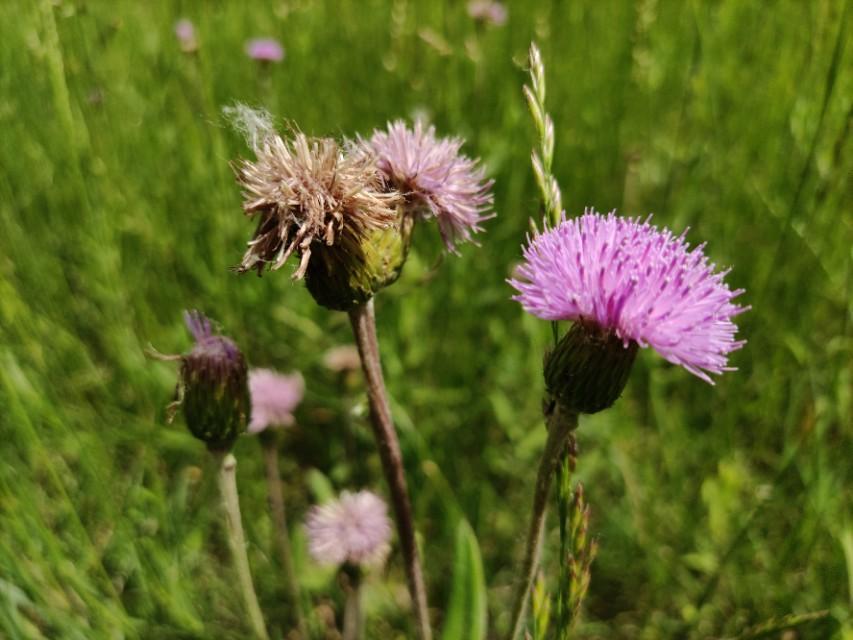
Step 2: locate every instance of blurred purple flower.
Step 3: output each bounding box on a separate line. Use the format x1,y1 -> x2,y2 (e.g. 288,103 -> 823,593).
246,38 -> 284,62
305,490 -> 392,567
184,310 -> 243,363
174,19 -> 198,53
510,210 -> 748,382
468,1 -> 508,26
248,368 -> 305,434
369,120 -> 494,252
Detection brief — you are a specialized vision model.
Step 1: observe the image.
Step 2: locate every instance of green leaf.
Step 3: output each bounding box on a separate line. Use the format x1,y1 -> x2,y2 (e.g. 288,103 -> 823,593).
304,468 -> 335,504
441,519 -> 488,640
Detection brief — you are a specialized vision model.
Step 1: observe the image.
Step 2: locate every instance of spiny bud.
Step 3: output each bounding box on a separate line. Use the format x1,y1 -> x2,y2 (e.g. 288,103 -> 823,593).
544,320 -> 638,416
179,311 -> 250,452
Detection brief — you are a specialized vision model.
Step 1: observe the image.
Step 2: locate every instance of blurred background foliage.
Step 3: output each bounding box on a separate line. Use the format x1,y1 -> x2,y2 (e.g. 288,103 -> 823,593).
0,0 -> 850,638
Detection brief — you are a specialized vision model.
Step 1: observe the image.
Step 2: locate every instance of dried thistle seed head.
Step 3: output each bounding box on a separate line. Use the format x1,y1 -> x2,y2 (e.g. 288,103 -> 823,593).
179,311 -> 250,452
232,120 -> 401,282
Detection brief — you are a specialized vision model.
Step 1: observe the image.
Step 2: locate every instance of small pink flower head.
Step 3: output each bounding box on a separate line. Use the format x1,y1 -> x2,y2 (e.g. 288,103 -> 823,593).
248,368 -> 305,434
369,120 -> 494,252
305,490 -> 392,568
467,1 -> 508,26
246,38 -> 284,62
510,210 -> 748,383
174,19 -> 198,53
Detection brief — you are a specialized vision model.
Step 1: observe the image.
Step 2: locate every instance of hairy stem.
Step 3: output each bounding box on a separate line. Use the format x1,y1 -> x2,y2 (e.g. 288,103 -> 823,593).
507,406 -> 578,640
215,451 -> 270,640
348,300 -> 432,640
261,435 -> 309,638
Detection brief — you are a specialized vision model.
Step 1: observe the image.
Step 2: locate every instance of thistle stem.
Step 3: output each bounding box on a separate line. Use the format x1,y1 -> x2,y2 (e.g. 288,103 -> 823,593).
215,451 -> 270,640
261,435 -> 309,638
341,566 -> 363,640
348,300 -> 432,640
506,406 -> 578,640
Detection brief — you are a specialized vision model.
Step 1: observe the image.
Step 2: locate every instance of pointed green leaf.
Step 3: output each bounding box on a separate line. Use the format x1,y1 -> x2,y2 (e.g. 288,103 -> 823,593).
441,519 -> 487,640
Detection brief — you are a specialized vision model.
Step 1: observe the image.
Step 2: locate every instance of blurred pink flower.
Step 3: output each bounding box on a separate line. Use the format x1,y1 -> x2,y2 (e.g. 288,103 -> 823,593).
246,38 -> 284,62
305,490 -> 392,567
174,19 -> 198,52
248,368 -> 304,434
467,1 -> 508,26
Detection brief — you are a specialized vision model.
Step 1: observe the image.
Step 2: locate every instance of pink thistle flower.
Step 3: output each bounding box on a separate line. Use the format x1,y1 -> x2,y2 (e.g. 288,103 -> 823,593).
369,120 -> 494,252
305,490 -> 392,567
248,368 -> 305,434
467,1 -> 508,26
510,210 -> 748,383
174,19 -> 198,53
245,38 -> 284,62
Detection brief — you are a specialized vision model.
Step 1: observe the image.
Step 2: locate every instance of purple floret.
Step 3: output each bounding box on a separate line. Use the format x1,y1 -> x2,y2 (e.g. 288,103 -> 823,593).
370,120 -> 494,251
183,310 -> 241,363
510,210 -> 748,382
245,38 -> 284,62
184,309 -> 213,342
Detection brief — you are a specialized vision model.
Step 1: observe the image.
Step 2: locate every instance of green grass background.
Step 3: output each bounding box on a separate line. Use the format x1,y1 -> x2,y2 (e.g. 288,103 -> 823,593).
0,0 -> 851,638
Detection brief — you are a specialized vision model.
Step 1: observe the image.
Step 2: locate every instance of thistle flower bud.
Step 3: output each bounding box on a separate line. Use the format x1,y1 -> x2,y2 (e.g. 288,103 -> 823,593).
544,320 -> 638,415
179,311 -> 250,452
